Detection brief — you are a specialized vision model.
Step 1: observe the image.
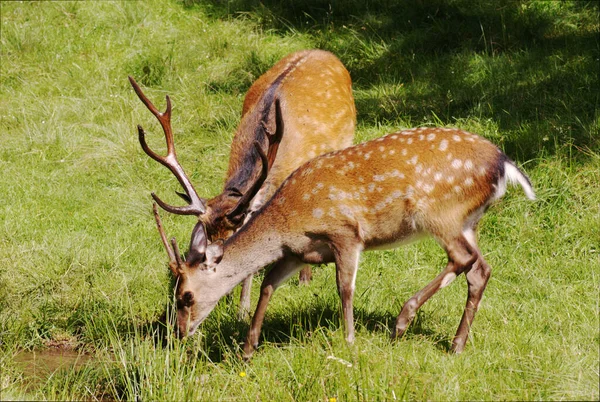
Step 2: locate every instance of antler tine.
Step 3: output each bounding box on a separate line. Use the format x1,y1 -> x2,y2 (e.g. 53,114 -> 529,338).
152,203 -> 178,273
129,76 -> 206,216
171,238 -> 184,268
226,141 -> 269,220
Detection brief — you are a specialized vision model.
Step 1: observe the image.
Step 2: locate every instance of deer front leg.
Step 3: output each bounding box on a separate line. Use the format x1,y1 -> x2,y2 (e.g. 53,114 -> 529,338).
243,257 -> 304,360
333,245 -> 361,344
238,276 -> 253,321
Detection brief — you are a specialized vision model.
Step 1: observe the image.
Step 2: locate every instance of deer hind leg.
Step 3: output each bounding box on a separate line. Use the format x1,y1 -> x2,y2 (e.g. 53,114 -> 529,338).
451,228 -> 491,353
392,234 -> 477,341
333,245 -> 361,344
298,265 -> 313,284
243,256 -> 304,360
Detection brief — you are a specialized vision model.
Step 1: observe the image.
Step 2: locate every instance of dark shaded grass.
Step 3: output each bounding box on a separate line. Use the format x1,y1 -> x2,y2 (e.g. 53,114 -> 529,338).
187,0 -> 599,159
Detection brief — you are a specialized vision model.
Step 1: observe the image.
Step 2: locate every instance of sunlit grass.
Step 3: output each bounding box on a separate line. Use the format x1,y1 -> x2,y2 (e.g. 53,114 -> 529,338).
1,0 -> 598,400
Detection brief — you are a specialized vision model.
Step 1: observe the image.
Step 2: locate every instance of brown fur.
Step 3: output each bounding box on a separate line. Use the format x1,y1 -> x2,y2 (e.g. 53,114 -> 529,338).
172,127 -> 535,358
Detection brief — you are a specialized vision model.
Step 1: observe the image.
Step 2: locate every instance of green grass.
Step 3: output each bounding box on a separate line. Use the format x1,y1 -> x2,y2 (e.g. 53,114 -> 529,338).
1,0 -> 598,400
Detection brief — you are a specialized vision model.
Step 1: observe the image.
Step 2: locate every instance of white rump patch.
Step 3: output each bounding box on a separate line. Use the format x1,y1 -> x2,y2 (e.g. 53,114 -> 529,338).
503,161 -> 536,200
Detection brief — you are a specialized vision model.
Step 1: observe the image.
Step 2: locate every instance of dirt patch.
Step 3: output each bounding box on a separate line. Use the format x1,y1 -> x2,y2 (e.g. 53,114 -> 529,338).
13,340 -> 93,390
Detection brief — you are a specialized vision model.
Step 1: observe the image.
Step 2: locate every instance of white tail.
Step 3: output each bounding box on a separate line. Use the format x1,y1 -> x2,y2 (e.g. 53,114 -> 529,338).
160,127 -> 535,358
131,50 -> 356,317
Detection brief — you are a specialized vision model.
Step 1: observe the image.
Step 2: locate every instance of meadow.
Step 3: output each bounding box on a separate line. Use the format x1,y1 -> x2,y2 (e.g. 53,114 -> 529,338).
0,0 -> 598,400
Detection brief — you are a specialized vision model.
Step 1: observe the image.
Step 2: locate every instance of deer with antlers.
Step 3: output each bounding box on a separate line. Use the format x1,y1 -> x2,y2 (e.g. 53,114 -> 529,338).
129,50 -> 356,317
154,126 -> 535,359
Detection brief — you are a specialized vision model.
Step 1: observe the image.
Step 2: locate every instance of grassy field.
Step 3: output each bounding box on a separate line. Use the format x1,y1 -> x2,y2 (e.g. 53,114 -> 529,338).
1,0 -> 598,400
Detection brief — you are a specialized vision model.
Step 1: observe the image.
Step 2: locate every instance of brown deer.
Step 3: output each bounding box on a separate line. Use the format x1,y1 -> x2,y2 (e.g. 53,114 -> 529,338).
129,50 -> 356,317
153,126 -> 535,359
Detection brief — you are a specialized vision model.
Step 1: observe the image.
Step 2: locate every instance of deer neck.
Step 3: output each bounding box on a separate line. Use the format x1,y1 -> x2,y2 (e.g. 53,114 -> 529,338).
213,217 -> 285,295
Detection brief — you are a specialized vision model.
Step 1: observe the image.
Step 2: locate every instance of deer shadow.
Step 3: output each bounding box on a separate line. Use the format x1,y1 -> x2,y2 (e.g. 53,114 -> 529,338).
142,291 -> 453,363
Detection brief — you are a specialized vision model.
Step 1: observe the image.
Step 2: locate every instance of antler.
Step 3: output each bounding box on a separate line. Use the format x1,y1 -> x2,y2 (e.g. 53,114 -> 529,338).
226,99 -> 284,221
129,76 -> 206,216
152,202 -> 178,275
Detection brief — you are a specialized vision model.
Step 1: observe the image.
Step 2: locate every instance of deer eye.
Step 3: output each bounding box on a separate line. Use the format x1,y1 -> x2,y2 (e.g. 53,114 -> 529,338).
178,291 -> 194,308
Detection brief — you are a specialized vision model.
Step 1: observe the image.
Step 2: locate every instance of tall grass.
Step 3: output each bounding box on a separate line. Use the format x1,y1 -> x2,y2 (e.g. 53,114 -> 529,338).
1,0 -> 598,400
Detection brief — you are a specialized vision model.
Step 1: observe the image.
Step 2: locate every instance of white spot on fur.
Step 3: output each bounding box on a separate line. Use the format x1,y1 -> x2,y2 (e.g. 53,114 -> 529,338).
373,174 -> 385,182
464,159 -> 474,170
408,155 -> 418,165
439,139 -> 449,151
427,133 -> 436,141
407,138 -> 413,144
452,159 -> 463,169
434,172 -> 443,182
313,208 -> 324,218
452,134 -> 462,142
423,183 -> 435,194
338,205 -> 354,218
401,149 -> 408,156
464,177 -> 474,187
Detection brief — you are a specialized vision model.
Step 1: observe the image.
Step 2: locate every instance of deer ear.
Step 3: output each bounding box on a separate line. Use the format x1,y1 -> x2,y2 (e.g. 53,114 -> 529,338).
205,242 -> 224,269
261,98 -> 283,169
187,221 -> 207,266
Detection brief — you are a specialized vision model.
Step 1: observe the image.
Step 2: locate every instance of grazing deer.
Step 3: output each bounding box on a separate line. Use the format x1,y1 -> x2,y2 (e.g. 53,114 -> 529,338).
130,50 -> 356,317
154,126 -> 535,359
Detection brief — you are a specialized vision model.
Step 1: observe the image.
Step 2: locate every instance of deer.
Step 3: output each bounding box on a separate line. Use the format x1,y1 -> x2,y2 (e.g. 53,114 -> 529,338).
152,126 -> 536,359
129,49 -> 356,318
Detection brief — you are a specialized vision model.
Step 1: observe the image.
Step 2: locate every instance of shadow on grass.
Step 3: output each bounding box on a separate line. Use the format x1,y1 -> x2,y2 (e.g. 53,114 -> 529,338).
184,0 -> 599,160
145,294 -> 455,362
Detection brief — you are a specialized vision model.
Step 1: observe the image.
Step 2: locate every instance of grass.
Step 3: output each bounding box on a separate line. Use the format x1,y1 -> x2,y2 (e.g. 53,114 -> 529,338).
0,0 -> 598,400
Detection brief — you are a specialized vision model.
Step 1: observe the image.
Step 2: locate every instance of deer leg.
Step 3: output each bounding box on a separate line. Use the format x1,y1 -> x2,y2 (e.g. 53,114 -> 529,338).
393,235 -> 476,340
238,276 -> 253,321
334,246 -> 361,344
243,257 -> 304,360
298,265 -> 313,285
451,230 -> 491,353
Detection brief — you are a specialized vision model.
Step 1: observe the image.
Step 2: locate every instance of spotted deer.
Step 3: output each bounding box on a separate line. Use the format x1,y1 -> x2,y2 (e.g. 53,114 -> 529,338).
154,126 -> 535,358
130,50 -> 356,317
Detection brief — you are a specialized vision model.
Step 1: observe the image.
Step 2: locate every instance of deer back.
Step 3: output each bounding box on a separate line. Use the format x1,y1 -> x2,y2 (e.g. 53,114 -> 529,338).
254,127 -> 531,252
207,50 -> 355,240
